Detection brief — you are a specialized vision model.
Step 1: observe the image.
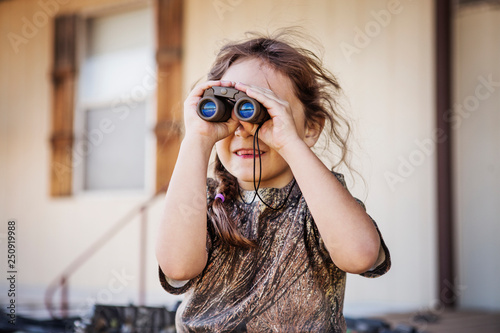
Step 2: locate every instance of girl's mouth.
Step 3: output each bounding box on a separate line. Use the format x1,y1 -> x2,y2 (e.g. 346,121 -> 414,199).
235,149 -> 265,159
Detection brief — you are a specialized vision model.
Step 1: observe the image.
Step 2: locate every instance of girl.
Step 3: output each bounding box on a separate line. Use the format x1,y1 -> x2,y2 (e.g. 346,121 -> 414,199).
155,31 -> 391,332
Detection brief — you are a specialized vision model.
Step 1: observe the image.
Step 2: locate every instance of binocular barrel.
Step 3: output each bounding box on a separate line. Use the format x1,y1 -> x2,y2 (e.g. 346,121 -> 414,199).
197,87 -> 270,124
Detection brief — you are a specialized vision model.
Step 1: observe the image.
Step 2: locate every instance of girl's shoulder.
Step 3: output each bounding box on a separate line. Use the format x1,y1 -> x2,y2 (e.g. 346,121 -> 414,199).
331,170 -> 347,189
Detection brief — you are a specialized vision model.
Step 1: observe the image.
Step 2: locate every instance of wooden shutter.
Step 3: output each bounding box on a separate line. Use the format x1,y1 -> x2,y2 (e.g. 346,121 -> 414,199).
50,15 -> 78,196
154,0 -> 183,193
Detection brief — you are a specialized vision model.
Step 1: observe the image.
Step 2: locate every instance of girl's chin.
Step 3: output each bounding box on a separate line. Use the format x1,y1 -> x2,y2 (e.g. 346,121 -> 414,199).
235,174 -> 263,187
236,176 -> 287,191
229,170 -> 262,187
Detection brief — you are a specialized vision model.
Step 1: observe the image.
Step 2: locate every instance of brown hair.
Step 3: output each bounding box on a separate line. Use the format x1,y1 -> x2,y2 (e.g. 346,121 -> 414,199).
206,30 -> 351,248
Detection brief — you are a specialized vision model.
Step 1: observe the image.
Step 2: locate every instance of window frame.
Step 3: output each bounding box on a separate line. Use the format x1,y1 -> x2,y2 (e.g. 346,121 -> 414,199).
49,0 -> 183,197
72,4 -> 156,195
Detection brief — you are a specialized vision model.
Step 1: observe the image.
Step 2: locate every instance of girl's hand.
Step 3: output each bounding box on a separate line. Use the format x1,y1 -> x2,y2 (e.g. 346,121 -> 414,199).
183,80 -> 240,145
234,82 -> 304,153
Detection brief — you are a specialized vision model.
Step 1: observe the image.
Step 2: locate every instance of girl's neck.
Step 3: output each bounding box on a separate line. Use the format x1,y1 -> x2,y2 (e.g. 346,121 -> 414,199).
237,172 -> 295,191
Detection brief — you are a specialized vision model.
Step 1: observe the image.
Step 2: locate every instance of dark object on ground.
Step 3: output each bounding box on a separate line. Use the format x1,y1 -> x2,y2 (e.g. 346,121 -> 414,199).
346,317 -> 391,332
412,311 -> 440,324
346,317 -> 421,333
0,308 -> 78,333
0,304 -> 176,333
83,304 -> 176,333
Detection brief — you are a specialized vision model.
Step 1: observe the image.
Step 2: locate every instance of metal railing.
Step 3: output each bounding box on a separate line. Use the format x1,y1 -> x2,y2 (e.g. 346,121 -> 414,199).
44,187 -> 166,319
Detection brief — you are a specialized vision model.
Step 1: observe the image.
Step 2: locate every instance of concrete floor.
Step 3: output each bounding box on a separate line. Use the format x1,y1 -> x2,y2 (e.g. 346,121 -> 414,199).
373,310 -> 500,333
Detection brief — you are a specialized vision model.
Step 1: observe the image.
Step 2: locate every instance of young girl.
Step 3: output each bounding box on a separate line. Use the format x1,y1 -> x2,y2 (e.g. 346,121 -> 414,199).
155,31 -> 391,333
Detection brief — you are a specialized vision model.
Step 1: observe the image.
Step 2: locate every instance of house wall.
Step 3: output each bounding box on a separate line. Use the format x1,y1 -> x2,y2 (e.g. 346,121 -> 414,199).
0,0 -> 176,316
0,0 -> 453,318
183,0 -> 437,315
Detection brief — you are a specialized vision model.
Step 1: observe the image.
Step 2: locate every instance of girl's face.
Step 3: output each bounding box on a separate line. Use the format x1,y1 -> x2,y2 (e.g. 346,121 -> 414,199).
216,58 -> 309,190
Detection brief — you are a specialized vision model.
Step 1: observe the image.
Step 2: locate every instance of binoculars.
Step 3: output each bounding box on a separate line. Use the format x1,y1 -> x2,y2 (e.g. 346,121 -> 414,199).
196,86 -> 270,124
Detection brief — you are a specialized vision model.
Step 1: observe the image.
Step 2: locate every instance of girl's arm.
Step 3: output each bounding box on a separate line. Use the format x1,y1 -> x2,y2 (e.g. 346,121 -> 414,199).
280,140 -> 381,274
237,82 -> 381,274
155,135 -> 212,281
155,80 -> 238,281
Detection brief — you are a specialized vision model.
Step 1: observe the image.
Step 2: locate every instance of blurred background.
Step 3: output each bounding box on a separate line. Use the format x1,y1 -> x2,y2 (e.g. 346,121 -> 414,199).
0,0 -> 499,329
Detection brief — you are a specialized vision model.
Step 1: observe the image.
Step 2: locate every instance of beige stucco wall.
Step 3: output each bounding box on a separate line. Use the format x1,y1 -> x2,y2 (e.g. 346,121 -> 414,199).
0,0 -> 457,318
0,0 -> 174,315
183,0 -> 437,314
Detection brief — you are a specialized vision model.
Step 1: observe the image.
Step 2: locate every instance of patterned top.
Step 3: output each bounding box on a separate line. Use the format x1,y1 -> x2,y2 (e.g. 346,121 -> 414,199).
159,173 -> 391,333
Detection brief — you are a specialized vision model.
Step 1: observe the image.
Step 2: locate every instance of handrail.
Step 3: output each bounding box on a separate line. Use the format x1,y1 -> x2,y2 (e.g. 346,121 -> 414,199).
45,186 -> 166,319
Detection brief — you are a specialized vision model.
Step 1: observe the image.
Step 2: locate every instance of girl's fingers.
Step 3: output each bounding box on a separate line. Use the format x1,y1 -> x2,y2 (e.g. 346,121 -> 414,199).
248,87 -> 288,107
244,88 -> 292,122
221,80 -> 236,87
236,82 -> 289,110
183,80 -> 241,142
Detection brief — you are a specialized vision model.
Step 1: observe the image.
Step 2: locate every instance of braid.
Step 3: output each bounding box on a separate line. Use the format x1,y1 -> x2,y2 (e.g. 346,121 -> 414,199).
214,155 -> 239,200
208,155 -> 256,248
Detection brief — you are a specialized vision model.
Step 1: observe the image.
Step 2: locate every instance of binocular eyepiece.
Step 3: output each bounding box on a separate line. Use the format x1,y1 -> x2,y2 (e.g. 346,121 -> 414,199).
196,86 -> 270,124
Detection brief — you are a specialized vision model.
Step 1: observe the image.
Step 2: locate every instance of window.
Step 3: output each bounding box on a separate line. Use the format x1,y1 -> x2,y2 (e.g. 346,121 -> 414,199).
49,0 -> 183,196
73,5 -> 155,193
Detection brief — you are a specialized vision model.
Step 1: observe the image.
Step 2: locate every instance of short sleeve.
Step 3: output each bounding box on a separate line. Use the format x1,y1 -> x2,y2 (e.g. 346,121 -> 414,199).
158,225 -> 215,294
332,171 -> 391,278
158,266 -> 197,295
359,217 -> 391,278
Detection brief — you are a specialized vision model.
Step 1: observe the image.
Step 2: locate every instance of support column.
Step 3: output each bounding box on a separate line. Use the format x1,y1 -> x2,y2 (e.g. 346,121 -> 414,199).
155,0 -> 184,193
435,0 -> 456,308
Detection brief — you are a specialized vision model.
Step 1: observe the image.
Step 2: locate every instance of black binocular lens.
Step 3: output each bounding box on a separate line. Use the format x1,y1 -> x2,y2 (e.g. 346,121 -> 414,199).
237,102 -> 255,120
197,95 -> 231,122
234,98 -> 269,124
199,101 -> 217,118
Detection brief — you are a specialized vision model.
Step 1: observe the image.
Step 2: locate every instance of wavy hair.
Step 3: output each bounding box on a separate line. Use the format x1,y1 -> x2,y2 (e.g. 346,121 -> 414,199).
206,29 -> 352,248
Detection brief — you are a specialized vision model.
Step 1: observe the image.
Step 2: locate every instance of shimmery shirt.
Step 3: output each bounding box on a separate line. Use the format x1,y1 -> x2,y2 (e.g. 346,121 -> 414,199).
159,173 -> 391,333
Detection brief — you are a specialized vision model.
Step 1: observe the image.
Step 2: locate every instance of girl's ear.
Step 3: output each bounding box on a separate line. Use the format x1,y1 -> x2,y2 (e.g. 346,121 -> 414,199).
304,117 -> 324,148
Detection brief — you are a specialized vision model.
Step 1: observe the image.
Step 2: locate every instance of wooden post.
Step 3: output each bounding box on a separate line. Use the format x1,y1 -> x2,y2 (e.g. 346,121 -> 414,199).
50,15 -> 78,196
155,0 -> 184,193
436,0 -> 456,308
139,206 -> 147,306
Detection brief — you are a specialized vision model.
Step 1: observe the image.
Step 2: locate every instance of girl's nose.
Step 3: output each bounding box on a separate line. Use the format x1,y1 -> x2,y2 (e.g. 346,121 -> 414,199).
235,123 -> 253,138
